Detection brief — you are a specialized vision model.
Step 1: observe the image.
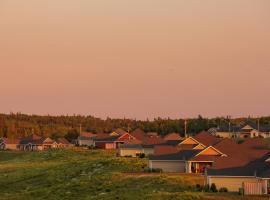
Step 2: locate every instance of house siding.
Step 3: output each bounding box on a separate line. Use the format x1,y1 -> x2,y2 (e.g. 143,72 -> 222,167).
149,160 -> 186,173
119,149 -> 141,157
208,177 -> 259,192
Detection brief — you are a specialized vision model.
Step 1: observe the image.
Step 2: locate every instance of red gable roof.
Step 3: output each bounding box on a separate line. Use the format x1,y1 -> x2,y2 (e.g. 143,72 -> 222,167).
114,128 -> 127,135
130,129 -> 146,141
80,132 -> 95,137
193,131 -> 221,146
164,133 -> 183,141
56,138 -> 70,145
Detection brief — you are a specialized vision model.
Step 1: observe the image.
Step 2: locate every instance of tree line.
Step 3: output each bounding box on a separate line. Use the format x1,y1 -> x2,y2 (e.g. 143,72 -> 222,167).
0,113 -> 269,141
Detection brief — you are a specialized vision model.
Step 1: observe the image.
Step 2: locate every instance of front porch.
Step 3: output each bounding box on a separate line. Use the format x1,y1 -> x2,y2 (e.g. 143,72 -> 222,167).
187,161 -> 213,174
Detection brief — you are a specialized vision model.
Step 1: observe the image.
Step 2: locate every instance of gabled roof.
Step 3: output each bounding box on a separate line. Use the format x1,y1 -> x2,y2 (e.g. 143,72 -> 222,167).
193,131 -> 221,146
80,132 -> 95,138
149,150 -> 201,161
56,138 -> 70,145
164,133 -> 183,141
113,128 -> 127,136
213,138 -> 240,156
195,146 -> 227,157
130,128 -> 146,141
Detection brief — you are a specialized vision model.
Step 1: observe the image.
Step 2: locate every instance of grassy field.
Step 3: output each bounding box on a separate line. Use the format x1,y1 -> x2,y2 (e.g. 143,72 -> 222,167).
0,149 -> 269,200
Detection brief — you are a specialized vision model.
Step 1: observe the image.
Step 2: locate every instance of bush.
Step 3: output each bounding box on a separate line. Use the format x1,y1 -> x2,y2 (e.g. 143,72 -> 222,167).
219,187 -> 228,193
202,184 -> 210,192
210,183 -> 218,193
138,153 -> 145,158
195,184 -> 203,192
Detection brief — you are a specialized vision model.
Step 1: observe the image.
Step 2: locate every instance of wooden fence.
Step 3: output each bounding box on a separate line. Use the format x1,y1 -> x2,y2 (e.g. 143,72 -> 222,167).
243,182 -> 263,195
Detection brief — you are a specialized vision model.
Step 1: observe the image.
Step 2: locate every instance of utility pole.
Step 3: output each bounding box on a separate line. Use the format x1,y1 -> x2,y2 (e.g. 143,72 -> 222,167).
79,124 -> 82,135
257,118 -> 260,132
184,119 -> 188,138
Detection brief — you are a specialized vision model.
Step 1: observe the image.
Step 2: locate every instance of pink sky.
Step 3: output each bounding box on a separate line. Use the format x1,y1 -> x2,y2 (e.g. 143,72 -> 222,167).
0,0 -> 270,119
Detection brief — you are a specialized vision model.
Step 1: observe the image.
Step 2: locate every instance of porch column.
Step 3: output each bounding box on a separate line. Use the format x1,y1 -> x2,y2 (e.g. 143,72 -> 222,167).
186,162 -> 192,173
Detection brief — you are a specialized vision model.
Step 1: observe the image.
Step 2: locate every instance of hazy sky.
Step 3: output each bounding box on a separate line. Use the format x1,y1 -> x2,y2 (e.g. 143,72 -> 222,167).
0,0 -> 270,119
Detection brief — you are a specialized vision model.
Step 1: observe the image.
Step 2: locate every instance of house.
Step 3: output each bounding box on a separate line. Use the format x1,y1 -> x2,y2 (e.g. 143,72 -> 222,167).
94,131 -> 137,149
118,130 -> 168,157
118,144 -> 154,157
56,138 -> 72,148
206,152 -> 270,194
149,145 -> 228,173
149,150 -> 200,173
209,122 -> 270,139
77,132 -> 96,147
0,138 -> 20,150
18,134 -> 58,151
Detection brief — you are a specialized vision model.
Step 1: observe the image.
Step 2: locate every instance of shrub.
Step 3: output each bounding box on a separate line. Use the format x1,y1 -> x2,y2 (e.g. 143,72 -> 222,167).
138,153 -> 145,158
210,183 -> 218,193
195,184 -> 203,192
203,184 -> 210,192
219,187 -> 228,193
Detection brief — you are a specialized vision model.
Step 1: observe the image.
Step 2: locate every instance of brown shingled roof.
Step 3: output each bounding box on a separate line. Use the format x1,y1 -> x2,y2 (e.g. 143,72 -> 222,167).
193,131 -> 221,146
240,138 -> 269,150
80,132 -> 95,137
164,133 -> 183,141
130,128 -> 146,141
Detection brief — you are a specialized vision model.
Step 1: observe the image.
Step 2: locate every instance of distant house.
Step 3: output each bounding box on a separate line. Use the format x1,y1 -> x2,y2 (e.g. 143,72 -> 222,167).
118,144 -> 154,157
77,132 -> 96,147
209,122 -> 270,139
56,138 -> 72,148
18,134 -> 58,151
94,132 -> 136,150
0,138 -> 20,150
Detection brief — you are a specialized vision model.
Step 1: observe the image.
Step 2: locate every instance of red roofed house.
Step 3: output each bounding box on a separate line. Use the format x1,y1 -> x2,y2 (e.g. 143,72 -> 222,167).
56,138 -> 72,148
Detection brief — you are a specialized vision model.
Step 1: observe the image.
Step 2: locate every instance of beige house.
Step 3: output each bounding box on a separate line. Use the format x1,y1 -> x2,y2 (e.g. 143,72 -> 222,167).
209,122 -> 270,139
119,144 -> 154,157
206,152 -> 270,194
18,134 -> 58,151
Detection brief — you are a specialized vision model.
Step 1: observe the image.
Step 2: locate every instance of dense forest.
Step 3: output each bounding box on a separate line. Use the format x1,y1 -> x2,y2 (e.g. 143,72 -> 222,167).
0,113 -> 270,141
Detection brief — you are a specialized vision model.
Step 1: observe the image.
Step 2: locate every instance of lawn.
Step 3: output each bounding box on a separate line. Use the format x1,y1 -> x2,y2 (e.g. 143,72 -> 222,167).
0,149 -> 268,200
